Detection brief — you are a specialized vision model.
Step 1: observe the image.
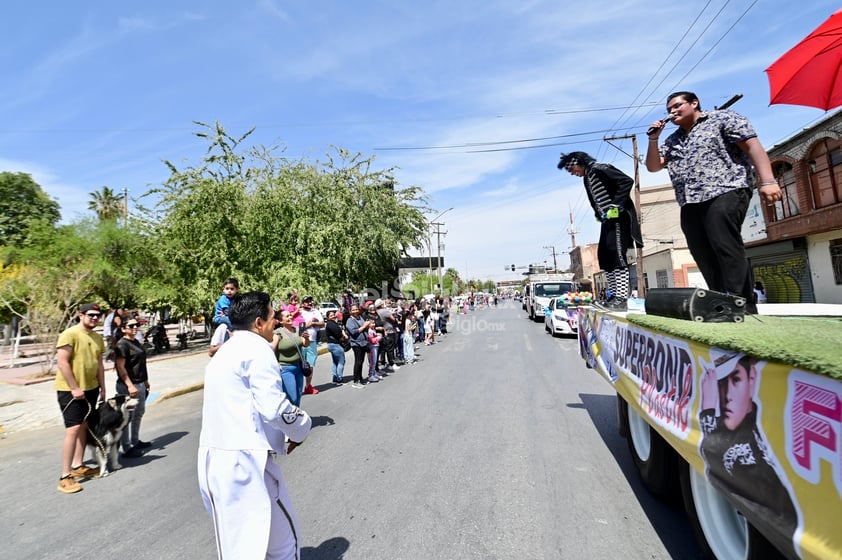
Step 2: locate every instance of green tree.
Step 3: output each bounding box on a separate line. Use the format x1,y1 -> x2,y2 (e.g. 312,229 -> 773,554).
143,121 -> 429,315
88,186 -> 124,221
0,221 -> 98,373
444,268 -> 463,295
0,172 -> 61,247
86,219 -> 160,310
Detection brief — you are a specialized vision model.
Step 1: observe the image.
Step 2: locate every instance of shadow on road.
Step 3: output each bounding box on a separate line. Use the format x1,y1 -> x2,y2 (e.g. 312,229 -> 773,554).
576,392 -> 702,560
302,536 -> 350,559
311,415 -> 335,429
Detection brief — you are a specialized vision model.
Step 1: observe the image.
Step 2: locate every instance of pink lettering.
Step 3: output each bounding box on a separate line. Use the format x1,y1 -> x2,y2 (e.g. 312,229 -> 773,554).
791,380 -> 842,477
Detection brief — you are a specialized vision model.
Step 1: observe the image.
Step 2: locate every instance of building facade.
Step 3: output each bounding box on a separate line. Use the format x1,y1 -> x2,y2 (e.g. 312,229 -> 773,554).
749,110 -> 842,304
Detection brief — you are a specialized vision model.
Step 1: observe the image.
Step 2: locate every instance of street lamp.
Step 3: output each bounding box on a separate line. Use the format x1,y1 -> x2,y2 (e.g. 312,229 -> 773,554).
427,207 -> 454,294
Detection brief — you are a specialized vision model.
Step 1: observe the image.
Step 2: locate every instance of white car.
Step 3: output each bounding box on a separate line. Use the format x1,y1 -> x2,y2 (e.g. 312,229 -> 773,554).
544,297 -> 578,336
318,301 -> 341,317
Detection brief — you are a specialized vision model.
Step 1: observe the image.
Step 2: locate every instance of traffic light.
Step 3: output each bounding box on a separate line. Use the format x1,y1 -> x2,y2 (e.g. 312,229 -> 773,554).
510,264 -> 515,271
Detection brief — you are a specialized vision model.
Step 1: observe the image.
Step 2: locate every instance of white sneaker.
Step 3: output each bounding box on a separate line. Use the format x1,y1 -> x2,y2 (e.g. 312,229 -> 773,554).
351,382 -> 365,389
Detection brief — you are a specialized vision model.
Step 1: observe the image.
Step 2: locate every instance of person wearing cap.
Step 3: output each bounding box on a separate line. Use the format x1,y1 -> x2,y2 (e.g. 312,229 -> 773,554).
699,351 -> 798,556
298,296 -> 324,395
54,303 -> 107,493
558,151 -> 642,312
375,299 -> 400,372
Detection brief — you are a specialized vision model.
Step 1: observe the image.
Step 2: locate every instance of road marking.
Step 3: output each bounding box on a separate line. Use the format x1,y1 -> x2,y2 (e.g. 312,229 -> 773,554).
523,333 -> 532,352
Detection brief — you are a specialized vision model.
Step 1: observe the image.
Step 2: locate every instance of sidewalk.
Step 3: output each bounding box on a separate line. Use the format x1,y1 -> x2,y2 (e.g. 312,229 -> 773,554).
0,334 -> 329,436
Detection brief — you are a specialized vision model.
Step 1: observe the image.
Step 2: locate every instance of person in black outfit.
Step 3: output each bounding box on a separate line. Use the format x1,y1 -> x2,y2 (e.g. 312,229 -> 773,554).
323,310 -> 348,385
558,151 -> 643,311
114,319 -> 152,458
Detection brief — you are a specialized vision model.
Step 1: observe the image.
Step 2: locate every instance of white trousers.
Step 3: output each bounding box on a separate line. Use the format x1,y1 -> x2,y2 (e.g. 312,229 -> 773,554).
198,448 -> 300,560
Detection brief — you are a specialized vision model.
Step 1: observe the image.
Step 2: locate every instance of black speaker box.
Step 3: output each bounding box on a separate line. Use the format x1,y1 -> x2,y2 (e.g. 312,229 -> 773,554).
644,288 -> 746,323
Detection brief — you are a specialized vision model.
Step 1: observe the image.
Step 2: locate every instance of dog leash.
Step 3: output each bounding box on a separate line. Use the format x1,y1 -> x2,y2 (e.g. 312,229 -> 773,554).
60,396 -> 107,458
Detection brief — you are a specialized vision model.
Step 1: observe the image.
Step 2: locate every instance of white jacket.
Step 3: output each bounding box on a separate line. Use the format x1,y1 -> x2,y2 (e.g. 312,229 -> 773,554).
199,330 -> 310,451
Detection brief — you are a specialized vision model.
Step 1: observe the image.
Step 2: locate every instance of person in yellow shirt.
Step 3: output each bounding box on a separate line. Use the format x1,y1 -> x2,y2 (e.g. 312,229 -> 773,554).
55,303 -> 106,493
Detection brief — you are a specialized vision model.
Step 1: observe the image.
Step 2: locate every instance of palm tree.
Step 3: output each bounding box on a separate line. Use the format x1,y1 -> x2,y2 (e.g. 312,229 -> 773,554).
88,186 -> 124,221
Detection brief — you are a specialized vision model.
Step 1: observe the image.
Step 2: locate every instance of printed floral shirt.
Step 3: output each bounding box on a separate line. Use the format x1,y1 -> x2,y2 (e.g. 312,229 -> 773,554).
659,110 -> 757,206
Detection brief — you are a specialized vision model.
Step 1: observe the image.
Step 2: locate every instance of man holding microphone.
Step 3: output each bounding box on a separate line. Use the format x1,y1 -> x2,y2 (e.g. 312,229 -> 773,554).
645,91 -> 781,312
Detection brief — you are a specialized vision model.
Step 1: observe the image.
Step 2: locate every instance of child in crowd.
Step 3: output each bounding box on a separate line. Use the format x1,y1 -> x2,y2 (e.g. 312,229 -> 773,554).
282,292 -> 304,329
213,278 -> 240,330
423,308 -> 435,346
402,308 -> 417,363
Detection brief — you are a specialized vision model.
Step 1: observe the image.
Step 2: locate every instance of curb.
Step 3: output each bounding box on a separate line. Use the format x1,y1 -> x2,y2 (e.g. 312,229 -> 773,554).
150,344 -> 330,404
155,382 -> 205,403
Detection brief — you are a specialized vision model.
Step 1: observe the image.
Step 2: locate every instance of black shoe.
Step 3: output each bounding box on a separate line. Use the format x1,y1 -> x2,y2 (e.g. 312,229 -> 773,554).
135,440 -> 152,449
122,447 -> 144,458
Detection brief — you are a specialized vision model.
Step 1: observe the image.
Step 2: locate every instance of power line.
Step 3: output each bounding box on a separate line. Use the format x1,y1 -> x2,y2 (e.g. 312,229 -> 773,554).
626,0 -> 760,135
611,0 -> 735,142
664,1 -> 759,96
608,1 -> 717,138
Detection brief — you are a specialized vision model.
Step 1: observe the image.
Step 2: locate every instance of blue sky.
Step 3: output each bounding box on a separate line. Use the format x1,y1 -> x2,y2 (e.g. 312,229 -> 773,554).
1,1 -> 839,283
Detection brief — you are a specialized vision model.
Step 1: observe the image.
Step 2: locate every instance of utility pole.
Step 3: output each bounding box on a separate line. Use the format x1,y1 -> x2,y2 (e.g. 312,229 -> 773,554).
122,187 -> 129,227
603,132 -> 646,298
566,207 -> 578,249
426,207 -> 453,295
543,245 -> 558,272
431,222 -> 447,293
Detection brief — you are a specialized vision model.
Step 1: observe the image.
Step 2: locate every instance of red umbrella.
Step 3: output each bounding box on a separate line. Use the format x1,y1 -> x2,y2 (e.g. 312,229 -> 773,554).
766,8 -> 842,111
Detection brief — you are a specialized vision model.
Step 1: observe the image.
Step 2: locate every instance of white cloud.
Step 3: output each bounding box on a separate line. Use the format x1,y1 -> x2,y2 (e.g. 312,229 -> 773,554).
2,0 -> 840,285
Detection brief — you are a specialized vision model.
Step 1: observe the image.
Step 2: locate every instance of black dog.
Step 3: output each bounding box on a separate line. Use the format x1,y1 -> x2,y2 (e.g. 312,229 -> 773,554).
86,394 -> 137,477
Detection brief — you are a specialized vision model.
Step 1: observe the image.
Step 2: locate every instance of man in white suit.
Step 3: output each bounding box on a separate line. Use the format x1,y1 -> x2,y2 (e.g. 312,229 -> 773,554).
197,290 -> 312,560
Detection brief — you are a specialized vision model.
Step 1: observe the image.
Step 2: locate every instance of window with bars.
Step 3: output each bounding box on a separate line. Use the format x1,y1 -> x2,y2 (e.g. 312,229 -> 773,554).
831,239 -> 842,285
656,269 -> 669,288
769,162 -> 800,221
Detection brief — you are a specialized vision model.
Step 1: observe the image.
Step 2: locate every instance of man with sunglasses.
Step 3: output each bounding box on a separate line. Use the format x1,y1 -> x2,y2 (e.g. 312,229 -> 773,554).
55,303 -> 107,493
646,91 -> 781,312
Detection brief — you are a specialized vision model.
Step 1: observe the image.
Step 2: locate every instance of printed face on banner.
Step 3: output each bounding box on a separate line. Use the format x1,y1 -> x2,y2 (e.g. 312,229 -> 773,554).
718,363 -> 757,431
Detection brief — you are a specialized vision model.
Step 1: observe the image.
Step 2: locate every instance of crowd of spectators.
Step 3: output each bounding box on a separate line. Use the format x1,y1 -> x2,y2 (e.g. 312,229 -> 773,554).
275,293 -> 454,389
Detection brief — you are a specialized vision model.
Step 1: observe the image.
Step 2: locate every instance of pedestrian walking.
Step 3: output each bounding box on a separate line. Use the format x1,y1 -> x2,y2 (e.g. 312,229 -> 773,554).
198,291 -> 311,560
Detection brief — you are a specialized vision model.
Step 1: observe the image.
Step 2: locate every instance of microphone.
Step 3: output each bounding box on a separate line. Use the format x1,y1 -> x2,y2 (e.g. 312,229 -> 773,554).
646,114 -> 675,136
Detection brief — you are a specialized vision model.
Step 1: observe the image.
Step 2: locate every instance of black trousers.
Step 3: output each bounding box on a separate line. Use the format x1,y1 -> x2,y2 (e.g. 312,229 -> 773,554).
351,346 -> 367,383
680,188 -> 754,304
378,332 -> 398,366
597,213 -> 633,272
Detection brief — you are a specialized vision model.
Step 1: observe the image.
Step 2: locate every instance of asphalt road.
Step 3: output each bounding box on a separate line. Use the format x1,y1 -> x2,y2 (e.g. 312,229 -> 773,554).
0,302 -> 702,560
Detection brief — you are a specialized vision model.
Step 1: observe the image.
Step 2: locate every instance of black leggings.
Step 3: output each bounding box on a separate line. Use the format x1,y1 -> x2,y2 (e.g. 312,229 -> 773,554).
351,346 -> 367,383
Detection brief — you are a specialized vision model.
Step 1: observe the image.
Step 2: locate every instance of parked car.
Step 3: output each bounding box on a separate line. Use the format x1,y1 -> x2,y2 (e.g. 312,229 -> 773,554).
318,301 -> 341,318
544,297 -> 578,336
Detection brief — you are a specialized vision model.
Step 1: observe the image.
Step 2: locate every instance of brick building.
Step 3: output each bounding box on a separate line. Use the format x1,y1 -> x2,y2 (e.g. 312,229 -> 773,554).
747,109 -> 842,304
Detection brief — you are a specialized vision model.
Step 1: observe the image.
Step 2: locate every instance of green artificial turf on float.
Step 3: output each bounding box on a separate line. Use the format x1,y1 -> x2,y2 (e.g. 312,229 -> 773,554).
625,314 -> 842,380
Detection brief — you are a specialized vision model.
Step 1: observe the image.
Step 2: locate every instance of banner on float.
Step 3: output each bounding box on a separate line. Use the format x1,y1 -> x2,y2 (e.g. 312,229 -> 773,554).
577,307 -> 842,560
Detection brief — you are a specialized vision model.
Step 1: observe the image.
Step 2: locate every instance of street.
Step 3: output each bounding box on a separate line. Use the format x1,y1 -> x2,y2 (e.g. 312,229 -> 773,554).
0,302 -> 702,559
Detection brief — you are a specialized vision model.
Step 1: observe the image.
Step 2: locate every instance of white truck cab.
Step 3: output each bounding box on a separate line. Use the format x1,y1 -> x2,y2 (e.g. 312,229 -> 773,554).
525,274 -> 576,321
